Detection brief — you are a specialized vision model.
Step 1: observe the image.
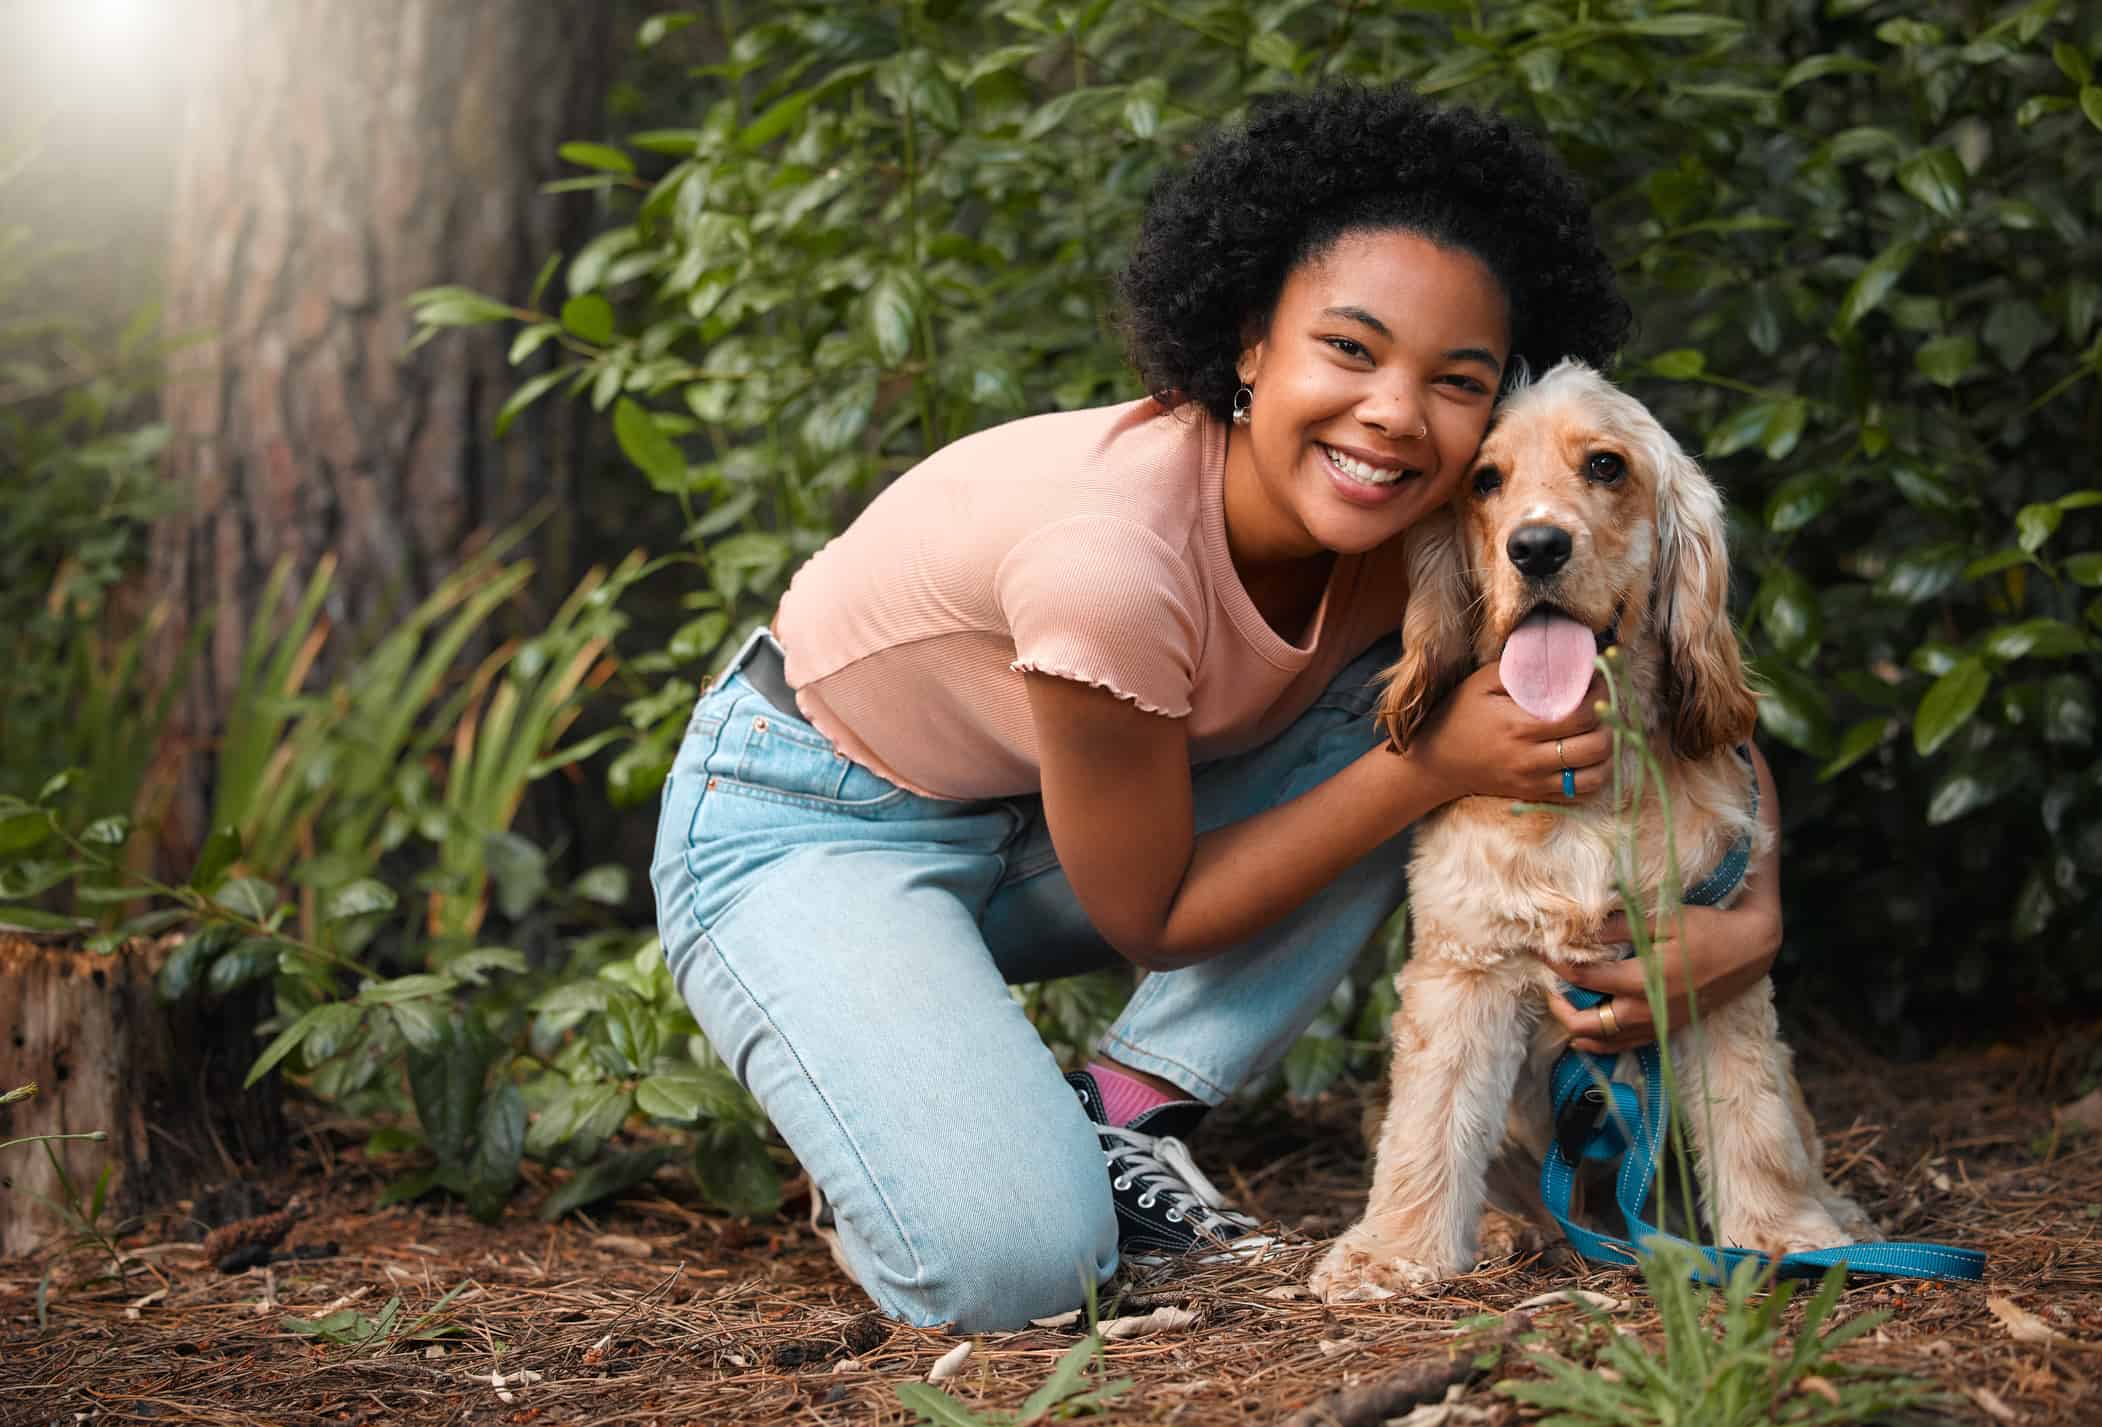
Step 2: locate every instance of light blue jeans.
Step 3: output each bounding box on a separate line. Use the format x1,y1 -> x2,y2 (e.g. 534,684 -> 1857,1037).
650,630 -> 1409,1330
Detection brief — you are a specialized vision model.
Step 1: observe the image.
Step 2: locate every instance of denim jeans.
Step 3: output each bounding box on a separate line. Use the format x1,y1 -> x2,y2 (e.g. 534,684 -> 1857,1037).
650,630 -> 1408,1330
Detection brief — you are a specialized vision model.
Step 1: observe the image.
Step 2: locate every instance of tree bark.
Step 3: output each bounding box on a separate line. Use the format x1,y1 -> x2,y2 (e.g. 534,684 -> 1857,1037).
0,933 -> 281,1259
148,0 -> 615,867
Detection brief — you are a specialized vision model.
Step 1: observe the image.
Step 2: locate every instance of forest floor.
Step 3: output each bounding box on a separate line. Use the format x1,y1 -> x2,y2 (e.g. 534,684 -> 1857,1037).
3,1018 -> 2100,1427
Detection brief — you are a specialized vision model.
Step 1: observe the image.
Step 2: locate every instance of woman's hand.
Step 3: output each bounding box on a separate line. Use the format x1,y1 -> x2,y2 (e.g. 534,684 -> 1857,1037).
1541,742 -> 1788,1055
1405,663 -> 1613,807
1540,900 -> 1783,1054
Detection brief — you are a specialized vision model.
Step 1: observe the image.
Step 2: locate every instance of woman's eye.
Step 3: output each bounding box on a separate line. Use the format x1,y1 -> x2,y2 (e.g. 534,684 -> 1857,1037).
1324,336 -> 1368,359
1472,466 -> 1502,496
1586,451 -> 1626,485
1439,374 -> 1489,395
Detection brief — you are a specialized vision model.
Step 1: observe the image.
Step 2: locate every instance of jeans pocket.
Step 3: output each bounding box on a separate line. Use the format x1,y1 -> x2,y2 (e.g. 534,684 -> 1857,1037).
710,708 -> 914,813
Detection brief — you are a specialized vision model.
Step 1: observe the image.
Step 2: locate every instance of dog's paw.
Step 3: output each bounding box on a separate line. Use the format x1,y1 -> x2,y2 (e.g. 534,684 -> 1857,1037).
1819,1190 -> 1880,1244
1309,1233 -> 1447,1304
1474,1208 -> 1551,1265
1725,1202 -> 1849,1259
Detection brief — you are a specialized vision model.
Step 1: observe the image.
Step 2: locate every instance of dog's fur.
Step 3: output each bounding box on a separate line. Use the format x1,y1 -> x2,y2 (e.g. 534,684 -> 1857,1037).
1310,362 -> 1874,1301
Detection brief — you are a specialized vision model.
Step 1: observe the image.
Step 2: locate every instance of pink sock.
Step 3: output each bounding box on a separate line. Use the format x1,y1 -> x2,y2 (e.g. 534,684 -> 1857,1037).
1089,1060 -> 1184,1126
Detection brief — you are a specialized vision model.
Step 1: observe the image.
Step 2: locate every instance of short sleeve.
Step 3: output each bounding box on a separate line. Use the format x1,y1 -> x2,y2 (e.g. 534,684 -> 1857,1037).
994,513 -> 1204,719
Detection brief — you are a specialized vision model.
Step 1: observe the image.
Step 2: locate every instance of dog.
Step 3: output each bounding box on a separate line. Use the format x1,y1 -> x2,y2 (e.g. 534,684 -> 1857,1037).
1309,361 -> 1874,1302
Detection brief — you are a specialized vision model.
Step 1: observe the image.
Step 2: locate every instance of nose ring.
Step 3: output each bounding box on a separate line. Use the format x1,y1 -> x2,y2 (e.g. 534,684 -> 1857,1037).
1411,422 -> 1428,440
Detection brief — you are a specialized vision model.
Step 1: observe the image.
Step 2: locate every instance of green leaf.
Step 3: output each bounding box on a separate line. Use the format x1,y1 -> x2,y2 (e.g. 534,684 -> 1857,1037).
1927,766 -> 2009,824
494,366 -> 576,439
1816,718 -> 1892,782
466,1084 -> 526,1223
190,825 -> 242,890
1122,78 -> 1164,139
0,905 -> 84,932
895,1383 -> 1000,1427
484,831 -> 548,920
80,815 -> 129,847
1782,54 -> 1879,87
215,876 -> 278,921
2017,503 -> 2063,553
1282,1033 -> 1350,1100
2083,86 -> 2102,133
2054,42 -> 2093,85
1914,334 -> 1977,387
634,1067 -> 749,1123
1836,240 -> 1917,332
1764,470 -> 1837,532
867,272 -> 917,367
614,398 -> 687,488
326,878 -> 397,922
1646,348 -> 1706,379
1876,543 -> 1965,603
693,1120 -> 782,1217
1983,301 -> 2052,372
1913,657 -> 1989,756
1017,1334 -> 1104,1423
1623,14 -> 1744,37
246,1002 -> 357,1088
2064,553 -> 2102,586
1751,661 -> 1833,755
1757,565 -> 1821,657
408,1024 -> 482,1169
1982,618 -> 2088,661
538,1146 -> 678,1221
738,88 -> 819,149
1896,149 -> 1966,219
558,142 -> 633,175
357,973 -> 458,1006
206,936 -> 283,995
1248,30 -> 1299,71
158,925 -> 236,1002
560,295 -> 615,345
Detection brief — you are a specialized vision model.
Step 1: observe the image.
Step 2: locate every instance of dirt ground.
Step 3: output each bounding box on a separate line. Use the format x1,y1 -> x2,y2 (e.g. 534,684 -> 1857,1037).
3,1020 -> 2099,1427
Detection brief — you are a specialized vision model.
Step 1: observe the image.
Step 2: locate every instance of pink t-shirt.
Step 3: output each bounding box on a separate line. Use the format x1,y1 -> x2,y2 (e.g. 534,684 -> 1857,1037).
772,397 -> 1411,800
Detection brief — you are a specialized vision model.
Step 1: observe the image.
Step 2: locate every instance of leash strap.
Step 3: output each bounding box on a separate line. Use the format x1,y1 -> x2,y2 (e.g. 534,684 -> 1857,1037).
1538,750 -> 1983,1282
1543,987 -> 1985,1283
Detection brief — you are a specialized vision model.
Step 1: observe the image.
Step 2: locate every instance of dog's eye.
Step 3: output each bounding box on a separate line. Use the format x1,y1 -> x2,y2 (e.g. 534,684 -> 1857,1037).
1586,452 -> 1626,485
1472,465 -> 1503,496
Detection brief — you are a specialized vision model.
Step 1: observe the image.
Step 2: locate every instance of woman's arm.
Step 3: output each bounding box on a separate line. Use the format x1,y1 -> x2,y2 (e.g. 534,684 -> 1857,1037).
1025,662 -> 1611,970
1543,740 -> 1786,1052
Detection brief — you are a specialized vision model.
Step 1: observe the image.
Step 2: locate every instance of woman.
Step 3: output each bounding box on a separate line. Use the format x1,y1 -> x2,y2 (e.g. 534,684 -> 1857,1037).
650,84 -> 1784,1330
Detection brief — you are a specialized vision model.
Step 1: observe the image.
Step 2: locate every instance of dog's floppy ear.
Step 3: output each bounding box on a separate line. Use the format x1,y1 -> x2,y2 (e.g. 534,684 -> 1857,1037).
1376,507 -> 1474,751
1651,432 -> 1759,759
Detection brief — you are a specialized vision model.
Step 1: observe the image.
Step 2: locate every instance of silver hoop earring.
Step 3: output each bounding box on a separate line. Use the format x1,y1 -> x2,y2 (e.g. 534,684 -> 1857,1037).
1231,385 -> 1253,427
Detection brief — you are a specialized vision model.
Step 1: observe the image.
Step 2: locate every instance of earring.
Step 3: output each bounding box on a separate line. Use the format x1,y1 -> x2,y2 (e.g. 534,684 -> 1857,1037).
1232,385 -> 1254,426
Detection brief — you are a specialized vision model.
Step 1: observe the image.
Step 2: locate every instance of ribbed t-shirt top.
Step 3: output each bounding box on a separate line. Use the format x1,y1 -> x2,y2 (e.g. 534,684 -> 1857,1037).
771,397 -> 1412,800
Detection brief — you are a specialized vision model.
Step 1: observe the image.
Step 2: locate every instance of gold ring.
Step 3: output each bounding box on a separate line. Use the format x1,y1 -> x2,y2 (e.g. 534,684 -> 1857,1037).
1597,1001 -> 1619,1037
1556,738 -> 1566,765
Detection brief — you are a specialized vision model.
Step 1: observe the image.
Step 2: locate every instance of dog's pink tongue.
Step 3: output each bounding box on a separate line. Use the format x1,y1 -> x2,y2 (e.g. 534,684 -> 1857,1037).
1499,610 -> 1596,721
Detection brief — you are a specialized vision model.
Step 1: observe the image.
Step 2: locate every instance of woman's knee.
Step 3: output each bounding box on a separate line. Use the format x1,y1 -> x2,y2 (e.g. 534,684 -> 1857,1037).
859,1180 -> 1117,1332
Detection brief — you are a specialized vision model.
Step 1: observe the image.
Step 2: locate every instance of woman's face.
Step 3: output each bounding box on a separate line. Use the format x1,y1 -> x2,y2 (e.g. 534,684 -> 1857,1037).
1228,228 -> 1511,564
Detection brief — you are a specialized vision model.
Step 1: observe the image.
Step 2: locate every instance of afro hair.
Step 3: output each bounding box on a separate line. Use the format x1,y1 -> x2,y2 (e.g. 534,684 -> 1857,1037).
1117,84 -> 1631,423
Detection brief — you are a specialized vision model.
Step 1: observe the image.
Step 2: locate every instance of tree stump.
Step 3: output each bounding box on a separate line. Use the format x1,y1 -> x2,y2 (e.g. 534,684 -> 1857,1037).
0,932 -> 285,1258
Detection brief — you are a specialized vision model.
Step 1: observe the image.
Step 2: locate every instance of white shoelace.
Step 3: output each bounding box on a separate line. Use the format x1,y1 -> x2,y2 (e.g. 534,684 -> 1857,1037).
1100,1126 -> 1270,1247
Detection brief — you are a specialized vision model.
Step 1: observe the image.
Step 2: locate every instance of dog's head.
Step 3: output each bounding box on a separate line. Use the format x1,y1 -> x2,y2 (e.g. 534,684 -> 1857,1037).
1376,360 -> 1757,761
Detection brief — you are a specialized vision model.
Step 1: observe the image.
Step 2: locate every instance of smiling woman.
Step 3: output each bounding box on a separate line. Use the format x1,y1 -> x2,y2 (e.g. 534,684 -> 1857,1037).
649,83 -> 1672,1334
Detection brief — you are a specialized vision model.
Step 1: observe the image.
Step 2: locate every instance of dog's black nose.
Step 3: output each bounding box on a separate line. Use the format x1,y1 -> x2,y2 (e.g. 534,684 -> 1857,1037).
1507,524 -> 1573,578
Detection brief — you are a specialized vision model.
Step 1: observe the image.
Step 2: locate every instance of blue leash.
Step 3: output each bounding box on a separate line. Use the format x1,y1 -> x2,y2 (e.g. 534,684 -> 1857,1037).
1540,754 -> 1984,1284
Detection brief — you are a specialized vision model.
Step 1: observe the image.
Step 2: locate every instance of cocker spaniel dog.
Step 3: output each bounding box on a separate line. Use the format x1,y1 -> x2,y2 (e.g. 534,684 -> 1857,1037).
1310,362 -> 1872,1302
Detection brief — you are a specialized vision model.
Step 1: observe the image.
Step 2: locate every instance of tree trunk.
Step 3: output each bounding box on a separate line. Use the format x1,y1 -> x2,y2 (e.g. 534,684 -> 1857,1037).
0,933 -> 281,1259
148,0 -> 615,868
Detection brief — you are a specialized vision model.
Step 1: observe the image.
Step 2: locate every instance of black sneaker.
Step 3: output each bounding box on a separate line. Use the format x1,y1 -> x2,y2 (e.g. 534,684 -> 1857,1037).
1066,1070 -> 1276,1267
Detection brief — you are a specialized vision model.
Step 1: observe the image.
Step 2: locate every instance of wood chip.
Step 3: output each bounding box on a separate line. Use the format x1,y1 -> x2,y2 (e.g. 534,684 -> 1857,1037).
1028,1309 -> 1080,1329
1797,1374 -> 1840,1406
124,1288 -> 168,1320
928,1339 -> 973,1381
1514,1289 -> 1622,1313
1968,1385 -> 2021,1423
1989,1295 -> 2070,1346
1101,1306 -> 1199,1340
593,1234 -> 655,1259
1316,1337 -> 1355,1357
1260,1284 -> 1310,1301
